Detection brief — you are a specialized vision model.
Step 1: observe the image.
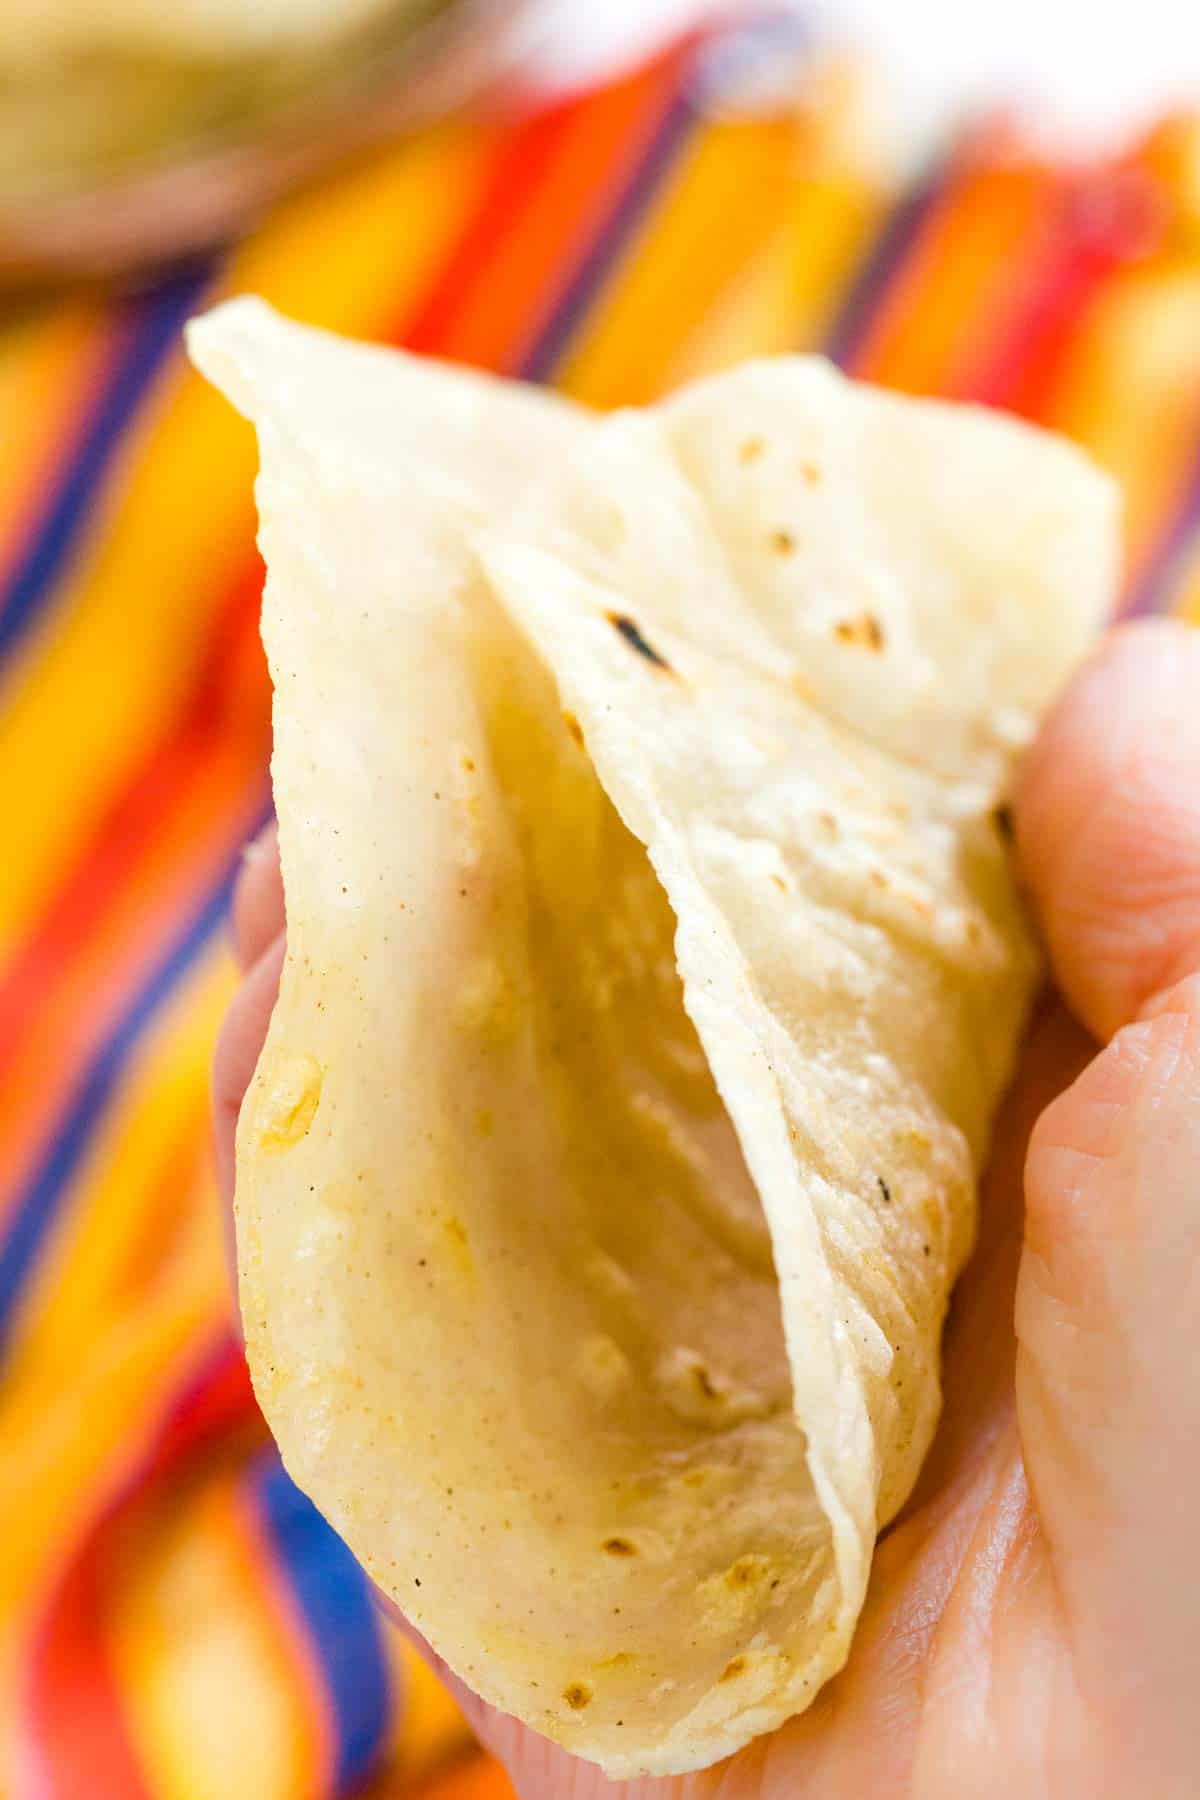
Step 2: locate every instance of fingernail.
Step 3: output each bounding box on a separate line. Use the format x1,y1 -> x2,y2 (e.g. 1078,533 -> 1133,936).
241,825 -> 275,867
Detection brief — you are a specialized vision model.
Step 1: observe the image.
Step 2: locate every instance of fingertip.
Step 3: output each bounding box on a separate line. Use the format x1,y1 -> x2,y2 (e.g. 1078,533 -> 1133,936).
212,931 -> 284,1208
1016,619 -> 1200,1040
231,822 -> 283,974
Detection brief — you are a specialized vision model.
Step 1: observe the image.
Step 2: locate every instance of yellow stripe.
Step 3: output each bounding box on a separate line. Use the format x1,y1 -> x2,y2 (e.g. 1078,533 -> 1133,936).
669,65 -> 884,377
0,963 -> 232,1621
667,169 -> 879,386
0,1291 -> 217,1626
226,121 -> 494,334
10,946 -> 233,1386
555,69 -> 882,409
556,115 -> 807,407
390,1634 -> 475,1779
110,1472 -> 318,1800
0,303 -> 103,571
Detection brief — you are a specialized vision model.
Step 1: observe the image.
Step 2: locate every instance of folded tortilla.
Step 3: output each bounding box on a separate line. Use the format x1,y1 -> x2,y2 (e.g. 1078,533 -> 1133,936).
189,299 -> 1117,1777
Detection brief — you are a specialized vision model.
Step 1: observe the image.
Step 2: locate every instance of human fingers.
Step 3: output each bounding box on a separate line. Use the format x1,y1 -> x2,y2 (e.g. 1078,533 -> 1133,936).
1017,619 -> 1200,1042
1014,620 -> 1200,1782
212,930 -> 284,1210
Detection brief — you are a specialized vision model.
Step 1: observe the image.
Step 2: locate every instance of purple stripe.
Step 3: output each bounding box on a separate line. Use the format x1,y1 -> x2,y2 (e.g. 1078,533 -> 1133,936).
823,156 -> 951,370
1123,434 -> 1200,617
517,85 -> 697,383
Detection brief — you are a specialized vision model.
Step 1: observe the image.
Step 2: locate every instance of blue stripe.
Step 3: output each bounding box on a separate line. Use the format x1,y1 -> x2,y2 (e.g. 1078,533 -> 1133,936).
823,156 -> 949,369
255,1453 -> 393,1795
518,88 -> 697,383
0,258 -> 215,670
0,798 -> 270,1347
1124,442 -> 1200,617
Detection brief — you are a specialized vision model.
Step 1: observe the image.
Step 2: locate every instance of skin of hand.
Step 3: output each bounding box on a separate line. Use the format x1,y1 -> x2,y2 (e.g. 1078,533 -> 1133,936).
215,620 -> 1200,1800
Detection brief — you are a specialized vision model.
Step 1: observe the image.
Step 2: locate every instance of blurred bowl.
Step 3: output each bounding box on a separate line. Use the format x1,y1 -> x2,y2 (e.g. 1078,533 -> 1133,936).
0,0 -> 521,288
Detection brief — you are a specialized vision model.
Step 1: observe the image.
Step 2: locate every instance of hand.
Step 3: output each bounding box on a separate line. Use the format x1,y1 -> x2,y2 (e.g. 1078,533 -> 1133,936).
215,620 -> 1200,1800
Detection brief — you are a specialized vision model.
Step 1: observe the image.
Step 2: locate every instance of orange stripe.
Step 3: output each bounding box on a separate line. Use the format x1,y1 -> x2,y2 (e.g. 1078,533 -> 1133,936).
849,136 -> 1061,394
923,159 -> 1063,399
398,104 -> 584,354
841,150 -> 976,385
407,1755 -> 516,1800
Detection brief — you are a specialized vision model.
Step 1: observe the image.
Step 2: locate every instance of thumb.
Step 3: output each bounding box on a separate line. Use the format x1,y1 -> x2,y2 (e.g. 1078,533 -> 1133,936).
1014,620 -> 1200,1739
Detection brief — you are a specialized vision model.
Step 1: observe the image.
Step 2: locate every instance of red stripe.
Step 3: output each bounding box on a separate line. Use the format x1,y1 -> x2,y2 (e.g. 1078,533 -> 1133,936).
23,1552 -> 151,1800
392,42 -> 688,370
959,161 -> 1163,417
398,102 -> 582,354
22,1334 -> 255,1800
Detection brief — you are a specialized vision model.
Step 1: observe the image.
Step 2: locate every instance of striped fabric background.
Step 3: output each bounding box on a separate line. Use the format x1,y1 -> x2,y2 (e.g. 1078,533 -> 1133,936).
1,14 -> 1198,1797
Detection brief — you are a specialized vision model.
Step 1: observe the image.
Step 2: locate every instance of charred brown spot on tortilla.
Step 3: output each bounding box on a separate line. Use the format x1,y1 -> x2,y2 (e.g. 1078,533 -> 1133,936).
602,1537 -> 638,1558
798,459 -> 822,485
562,710 -> 584,747
725,1557 -> 765,1591
692,1363 -> 719,1401
835,612 -> 885,650
771,872 -> 788,893
606,612 -> 673,672
738,436 -> 765,464
993,802 -> 1015,841
563,1683 -> 593,1711
877,1177 -> 891,1204
769,528 -> 796,555
719,1658 -> 747,1683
